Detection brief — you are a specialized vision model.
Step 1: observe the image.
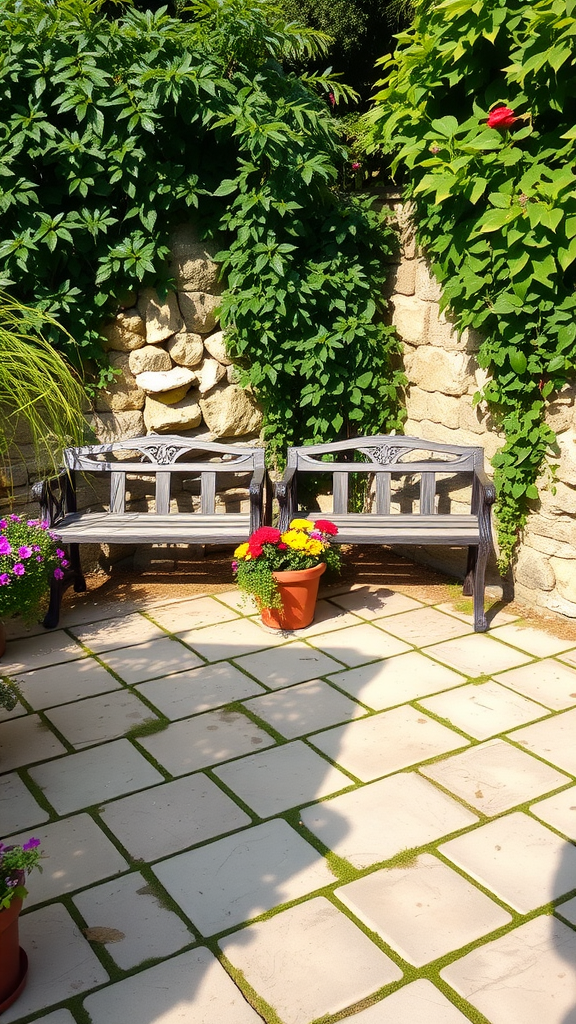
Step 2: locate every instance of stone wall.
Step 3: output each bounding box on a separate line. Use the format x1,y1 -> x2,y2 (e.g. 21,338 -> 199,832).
92,223 -> 261,444
386,197 -> 576,619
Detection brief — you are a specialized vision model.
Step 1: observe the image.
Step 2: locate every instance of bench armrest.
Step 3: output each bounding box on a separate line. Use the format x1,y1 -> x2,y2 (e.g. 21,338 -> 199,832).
474,466 -> 496,505
248,467 -> 266,533
274,467 -> 297,531
31,469 -> 76,526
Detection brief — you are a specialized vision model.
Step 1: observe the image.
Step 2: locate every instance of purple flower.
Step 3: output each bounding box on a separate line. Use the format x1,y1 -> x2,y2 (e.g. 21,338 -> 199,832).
36,556 -> 43,563
56,549 -> 65,559
22,837 -> 41,851
231,560 -> 238,572
53,567 -> 64,580
32,545 -> 41,552
0,519 -> 6,528
27,519 -> 39,526
13,563 -> 25,576
61,559 -> 69,568
310,531 -> 322,540
0,573 -> 10,585
40,520 -> 49,529
0,537 -> 12,555
9,514 -> 20,522
18,545 -> 32,559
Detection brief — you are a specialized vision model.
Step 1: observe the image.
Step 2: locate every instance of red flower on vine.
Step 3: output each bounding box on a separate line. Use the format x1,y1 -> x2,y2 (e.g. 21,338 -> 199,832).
487,106 -> 517,130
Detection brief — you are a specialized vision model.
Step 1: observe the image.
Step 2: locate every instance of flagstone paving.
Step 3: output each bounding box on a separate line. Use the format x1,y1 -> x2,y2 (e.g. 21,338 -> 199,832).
2,576 -> 576,1024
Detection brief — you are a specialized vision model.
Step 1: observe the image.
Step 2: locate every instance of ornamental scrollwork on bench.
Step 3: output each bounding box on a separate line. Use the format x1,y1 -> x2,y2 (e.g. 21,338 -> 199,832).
364,445 -> 406,466
141,444 -> 182,465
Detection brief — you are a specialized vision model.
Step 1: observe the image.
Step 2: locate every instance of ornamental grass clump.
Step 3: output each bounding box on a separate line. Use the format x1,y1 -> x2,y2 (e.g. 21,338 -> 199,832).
0,515 -> 68,624
0,837 -> 42,910
233,520 -> 342,609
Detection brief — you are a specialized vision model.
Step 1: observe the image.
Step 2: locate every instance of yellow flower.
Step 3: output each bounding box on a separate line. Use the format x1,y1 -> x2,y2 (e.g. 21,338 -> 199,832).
234,542 -> 250,559
289,518 -> 315,531
305,539 -> 323,556
281,530 -> 308,550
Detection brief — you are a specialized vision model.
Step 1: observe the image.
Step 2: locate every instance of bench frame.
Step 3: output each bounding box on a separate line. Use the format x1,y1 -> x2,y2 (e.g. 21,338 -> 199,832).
275,435 -> 496,632
32,435 -> 267,628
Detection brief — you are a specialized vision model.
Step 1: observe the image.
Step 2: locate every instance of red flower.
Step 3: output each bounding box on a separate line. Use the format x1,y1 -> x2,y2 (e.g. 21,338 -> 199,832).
487,106 -> 517,130
248,542 -> 263,558
314,519 -> 338,536
249,527 -> 281,545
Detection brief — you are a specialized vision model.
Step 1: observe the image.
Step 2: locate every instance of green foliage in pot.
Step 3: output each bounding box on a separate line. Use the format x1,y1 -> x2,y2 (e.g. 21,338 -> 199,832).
367,0 -> 576,570
0,0 -> 405,458
0,837 -> 43,910
0,515 -> 69,624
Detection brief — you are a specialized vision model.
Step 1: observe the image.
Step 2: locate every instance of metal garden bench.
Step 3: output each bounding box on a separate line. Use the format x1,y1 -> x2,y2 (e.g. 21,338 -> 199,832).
275,435 -> 496,632
32,435 -> 267,628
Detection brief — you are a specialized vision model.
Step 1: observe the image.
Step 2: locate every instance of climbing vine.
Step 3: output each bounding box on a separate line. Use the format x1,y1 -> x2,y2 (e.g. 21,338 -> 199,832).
368,0 -> 576,569
0,0 -> 405,458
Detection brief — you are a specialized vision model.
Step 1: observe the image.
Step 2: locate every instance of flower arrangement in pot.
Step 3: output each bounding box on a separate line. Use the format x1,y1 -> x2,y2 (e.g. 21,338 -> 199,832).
233,519 -> 342,630
0,836 -> 43,1012
0,514 -> 68,648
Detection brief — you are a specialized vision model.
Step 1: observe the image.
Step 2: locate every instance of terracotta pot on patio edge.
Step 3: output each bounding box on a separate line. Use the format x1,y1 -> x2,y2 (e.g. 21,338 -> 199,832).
0,897 -> 28,1014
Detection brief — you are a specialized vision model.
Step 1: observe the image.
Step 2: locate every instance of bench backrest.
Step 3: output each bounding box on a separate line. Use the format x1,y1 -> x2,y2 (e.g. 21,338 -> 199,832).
64,435 -> 265,515
286,436 -> 484,515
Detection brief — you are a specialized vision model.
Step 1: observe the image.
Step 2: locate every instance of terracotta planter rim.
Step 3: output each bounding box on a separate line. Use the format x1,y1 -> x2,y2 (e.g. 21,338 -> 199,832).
271,563 -> 327,583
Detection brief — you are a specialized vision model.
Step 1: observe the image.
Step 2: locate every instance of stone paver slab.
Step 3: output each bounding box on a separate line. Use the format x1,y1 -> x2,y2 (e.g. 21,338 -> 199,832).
100,774 -> 250,860
307,623 -> 412,667
0,772 -> 49,835
558,645 -> 576,668
70,612 -> 167,652
427,633 -> 532,676
289,599 -> 364,636
1,903 -> 108,1023
245,678 -> 365,738
2,630 -> 86,673
45,690 -> 158,748
311,705 -> 469,782
74,871 -> 193,969
220,897 -> 402,1024
136,662 -> 265,720
0,714 -> 66,772
147,596 -> 239,633
214,740 -> 352,816
177,616 -> 288,660
99,636 -> 204,684
28,738 -> 163,814
153,818 -> 334,935
300,772 -> 477,869
555,893 -> 576,927
510,707 -> 576,774
234,641 -> 342,688
441,915 -> 576,1024
434,602 -> 518,628
328,652 -> 467,710
531,785 -> 576,840
375,606 -> 472,646
83,946 -> 261,1024
494,659 -> 576,710
440,811 -> 576,913
15,658 -> 122,710
420,739 -> 568,815
137,709 -> 274,776
348,980 -> 472,1023
6,814 -> 127,905
329,586 -> 423,620
337,854 -> 511,967
489,623 -> 575,658
419,680 -> 549,740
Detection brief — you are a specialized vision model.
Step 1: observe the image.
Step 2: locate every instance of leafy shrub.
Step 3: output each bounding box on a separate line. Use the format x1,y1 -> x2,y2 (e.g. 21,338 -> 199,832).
368,0 -> 576,569
0,0 -> 405,457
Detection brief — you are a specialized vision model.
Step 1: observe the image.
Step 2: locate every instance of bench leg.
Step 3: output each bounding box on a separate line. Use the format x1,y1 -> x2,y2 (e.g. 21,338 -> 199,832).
463,545 -> 476,597
70,544 -> 86,593
473,543 -> 489,633
43,576 -> 64,629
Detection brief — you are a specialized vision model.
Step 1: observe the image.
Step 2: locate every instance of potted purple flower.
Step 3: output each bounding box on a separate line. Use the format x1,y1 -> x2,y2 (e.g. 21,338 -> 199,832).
0,836 -> 43,1012
0,514 -> 68,649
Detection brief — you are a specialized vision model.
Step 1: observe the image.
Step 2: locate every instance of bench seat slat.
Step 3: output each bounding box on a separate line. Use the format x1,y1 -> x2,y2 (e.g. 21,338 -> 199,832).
299,512 -> 481,545
52,512 -> 251,545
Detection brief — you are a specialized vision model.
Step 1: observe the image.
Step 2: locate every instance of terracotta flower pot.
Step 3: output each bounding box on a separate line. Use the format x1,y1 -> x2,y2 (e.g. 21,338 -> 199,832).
260,563 -> 326,630
0,898 -> 28,1013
